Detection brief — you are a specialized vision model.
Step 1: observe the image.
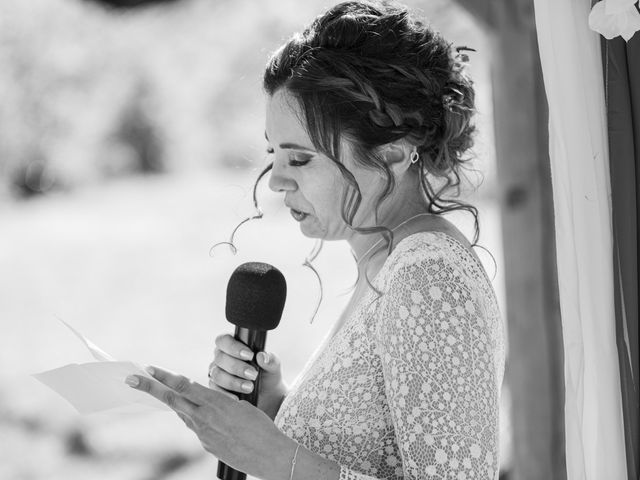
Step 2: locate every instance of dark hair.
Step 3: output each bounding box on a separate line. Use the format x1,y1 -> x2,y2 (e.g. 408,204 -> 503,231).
262,0 -> 481,253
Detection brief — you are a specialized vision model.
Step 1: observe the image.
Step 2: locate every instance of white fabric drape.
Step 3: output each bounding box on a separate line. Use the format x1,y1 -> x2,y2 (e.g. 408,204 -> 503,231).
532,0 -> 628,479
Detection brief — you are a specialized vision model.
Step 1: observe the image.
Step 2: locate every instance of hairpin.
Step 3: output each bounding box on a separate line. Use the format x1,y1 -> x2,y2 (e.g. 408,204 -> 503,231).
442,86 -> 464,112
454,45 -> 477,64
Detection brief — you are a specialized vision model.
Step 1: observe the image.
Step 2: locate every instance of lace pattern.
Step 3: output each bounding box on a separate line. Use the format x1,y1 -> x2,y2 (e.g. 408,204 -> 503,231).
275,231 -> 505,479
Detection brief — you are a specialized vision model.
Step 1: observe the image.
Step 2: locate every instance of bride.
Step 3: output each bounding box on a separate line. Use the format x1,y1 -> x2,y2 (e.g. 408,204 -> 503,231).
126,2 -> 505,479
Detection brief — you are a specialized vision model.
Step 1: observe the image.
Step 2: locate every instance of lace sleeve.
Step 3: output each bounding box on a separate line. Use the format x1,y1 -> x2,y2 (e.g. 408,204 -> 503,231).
340,249 -> 501,480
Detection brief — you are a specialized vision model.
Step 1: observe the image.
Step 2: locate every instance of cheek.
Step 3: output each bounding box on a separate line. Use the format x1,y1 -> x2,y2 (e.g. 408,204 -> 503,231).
300,171 -> 344,214
317,183 -> 346,218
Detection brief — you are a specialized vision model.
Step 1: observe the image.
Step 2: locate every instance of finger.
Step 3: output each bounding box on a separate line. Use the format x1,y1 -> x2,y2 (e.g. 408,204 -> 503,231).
145,366 -> 216,406
205,378 -> 241,403
215,334 -> 254,361
208,366 -> 255,394
256,351 -> 280,373
207,382 -> 240,401
212,350 -> 259,381
126,374 -> 198,417
177,412 -> 196,430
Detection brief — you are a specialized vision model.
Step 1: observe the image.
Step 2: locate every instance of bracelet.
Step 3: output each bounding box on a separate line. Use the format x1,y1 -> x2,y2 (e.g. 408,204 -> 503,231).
289,443 -> 300,480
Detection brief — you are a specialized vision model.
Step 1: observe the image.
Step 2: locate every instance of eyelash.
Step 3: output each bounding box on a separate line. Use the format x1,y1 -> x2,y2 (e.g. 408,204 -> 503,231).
265,147 -> 311,167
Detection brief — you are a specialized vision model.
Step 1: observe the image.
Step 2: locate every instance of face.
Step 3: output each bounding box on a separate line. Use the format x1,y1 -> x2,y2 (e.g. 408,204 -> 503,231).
266,89 -> 386,241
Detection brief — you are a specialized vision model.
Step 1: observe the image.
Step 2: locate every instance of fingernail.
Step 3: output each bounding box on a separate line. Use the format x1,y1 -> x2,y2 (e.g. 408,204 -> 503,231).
240,349 -> 253,360
244,368 -> 258,380
261,352 -> 270,364
125,375 -> 139,387
241,381 -> 253,392
145,366 -> 155,376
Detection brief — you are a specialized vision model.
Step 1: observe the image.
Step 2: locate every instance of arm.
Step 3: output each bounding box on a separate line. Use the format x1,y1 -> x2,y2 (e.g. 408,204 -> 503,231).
337,251 -> 501,480
287,251 -> 501,480
259,383 -> 288,421
275,442 -> 375,480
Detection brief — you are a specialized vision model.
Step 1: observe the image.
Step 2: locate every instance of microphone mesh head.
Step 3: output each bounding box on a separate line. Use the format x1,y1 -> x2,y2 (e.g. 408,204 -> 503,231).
225,262 -> 286,330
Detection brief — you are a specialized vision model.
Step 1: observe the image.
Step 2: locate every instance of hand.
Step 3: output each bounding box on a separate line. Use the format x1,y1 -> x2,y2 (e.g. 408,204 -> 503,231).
209,334 -> 287,419
125,365 -> 296,480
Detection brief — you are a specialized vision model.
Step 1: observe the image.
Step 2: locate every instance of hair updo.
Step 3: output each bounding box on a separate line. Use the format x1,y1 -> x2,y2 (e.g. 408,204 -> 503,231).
263,0 -> 480,247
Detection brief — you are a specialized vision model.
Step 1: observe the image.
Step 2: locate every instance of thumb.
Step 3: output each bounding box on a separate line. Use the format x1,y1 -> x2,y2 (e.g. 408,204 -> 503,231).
256,351 -> 280,373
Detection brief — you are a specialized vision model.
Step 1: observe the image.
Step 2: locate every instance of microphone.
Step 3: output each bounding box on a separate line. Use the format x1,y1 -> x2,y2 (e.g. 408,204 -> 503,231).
217,262 -> 287,480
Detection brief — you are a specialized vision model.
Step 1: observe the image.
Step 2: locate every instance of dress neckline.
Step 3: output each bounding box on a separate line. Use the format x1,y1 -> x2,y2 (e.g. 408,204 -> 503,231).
369,229 -> 486,286
324,229 -> 490,347
284,228 -> 497,402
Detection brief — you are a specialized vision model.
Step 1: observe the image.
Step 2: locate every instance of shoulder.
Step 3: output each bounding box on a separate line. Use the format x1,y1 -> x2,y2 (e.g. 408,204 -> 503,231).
365,214 -> 478,279
382,217 -> 476,281
378,232 -> 460,287
390,214 -> 479,264
372,224 -> 492,307
411,214 -> 472,249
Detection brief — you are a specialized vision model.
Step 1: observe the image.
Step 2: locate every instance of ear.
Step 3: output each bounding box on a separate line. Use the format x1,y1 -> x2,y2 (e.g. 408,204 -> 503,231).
381,142 -> 413,177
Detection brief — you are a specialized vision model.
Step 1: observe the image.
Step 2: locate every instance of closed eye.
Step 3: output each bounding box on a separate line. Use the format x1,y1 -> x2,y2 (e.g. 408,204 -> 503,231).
266,147 -> 311,166
266,144 -> 312,166
288,154 -> 312,167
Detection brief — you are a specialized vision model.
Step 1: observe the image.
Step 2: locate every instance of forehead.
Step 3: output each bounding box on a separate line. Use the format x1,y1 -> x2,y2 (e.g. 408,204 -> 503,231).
264,89 -> 361,170
265,89 -> 311,144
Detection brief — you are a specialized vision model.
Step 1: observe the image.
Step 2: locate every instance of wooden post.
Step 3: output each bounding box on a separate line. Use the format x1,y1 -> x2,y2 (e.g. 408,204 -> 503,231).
491,1 -> 565,479
454,0 -> 566,478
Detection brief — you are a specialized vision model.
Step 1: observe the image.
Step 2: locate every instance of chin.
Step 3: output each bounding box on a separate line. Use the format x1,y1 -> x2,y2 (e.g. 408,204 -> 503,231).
299,223 -> 325,239
296,217 -> 330,239
300,221 -> 346,242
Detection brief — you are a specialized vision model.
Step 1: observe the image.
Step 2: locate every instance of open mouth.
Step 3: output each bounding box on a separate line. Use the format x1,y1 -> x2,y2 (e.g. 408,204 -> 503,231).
290,208 -> 309,221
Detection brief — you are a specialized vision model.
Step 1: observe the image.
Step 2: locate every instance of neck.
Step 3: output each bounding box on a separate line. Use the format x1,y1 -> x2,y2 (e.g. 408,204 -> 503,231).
348,173 -> 429,268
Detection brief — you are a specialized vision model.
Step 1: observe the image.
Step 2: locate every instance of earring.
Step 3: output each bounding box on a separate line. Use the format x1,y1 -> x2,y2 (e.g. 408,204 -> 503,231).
410,148 -> 420,164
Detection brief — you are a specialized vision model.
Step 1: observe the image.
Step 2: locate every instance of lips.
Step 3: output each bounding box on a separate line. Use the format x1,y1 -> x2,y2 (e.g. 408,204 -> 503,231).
285,203 -> 307,215
290,209 -> 308,221
286,203 -> 309,222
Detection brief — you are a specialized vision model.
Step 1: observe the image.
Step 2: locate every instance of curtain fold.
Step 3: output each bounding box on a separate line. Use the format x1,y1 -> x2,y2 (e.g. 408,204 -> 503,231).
604,32 -> 639,480
532,0 -> 628,478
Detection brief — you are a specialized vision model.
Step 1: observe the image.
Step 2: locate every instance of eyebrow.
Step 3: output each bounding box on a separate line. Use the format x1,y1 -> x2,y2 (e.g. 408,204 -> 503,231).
279,143 -> 315,152
264,132 -> 315,152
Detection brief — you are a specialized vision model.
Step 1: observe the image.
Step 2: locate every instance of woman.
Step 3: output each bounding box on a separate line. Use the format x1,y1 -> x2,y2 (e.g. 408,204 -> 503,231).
125,1 -> 505,479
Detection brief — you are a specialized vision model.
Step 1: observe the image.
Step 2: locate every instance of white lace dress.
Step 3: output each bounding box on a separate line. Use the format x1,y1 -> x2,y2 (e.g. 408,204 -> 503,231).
274,231 -> 505,480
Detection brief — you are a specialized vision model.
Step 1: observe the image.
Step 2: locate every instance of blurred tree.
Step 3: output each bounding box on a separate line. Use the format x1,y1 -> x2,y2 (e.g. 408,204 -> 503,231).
0,22 -> 61,198
105,80 -> 165,175
11,150 -> 56,198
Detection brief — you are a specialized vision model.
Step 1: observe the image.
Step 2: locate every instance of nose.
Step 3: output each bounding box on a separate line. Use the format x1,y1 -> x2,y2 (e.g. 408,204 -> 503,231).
268,160 -> 297,193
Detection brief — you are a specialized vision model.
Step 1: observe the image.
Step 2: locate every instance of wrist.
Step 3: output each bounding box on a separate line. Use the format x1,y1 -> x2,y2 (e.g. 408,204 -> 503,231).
288,443 -> 340,480
259,383 -> 288,420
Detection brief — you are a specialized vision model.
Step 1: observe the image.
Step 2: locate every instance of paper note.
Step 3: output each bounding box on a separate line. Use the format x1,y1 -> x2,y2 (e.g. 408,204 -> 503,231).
56,316 -> 116,362
31,319 -> 171,414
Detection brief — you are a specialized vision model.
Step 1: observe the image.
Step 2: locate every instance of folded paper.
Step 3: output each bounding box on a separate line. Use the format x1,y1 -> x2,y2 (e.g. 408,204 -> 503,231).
31,318 -> 171,414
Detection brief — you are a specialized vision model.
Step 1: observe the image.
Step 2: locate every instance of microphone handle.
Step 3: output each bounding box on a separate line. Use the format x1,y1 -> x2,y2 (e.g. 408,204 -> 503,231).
217,327 -> 267,480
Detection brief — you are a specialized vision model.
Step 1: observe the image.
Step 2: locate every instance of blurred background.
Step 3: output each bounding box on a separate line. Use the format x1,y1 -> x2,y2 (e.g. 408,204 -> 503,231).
0,0 -> 508,479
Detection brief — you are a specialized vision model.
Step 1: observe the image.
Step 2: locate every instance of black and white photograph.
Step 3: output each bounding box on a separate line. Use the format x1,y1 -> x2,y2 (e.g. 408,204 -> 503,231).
0,0 -> 637,479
